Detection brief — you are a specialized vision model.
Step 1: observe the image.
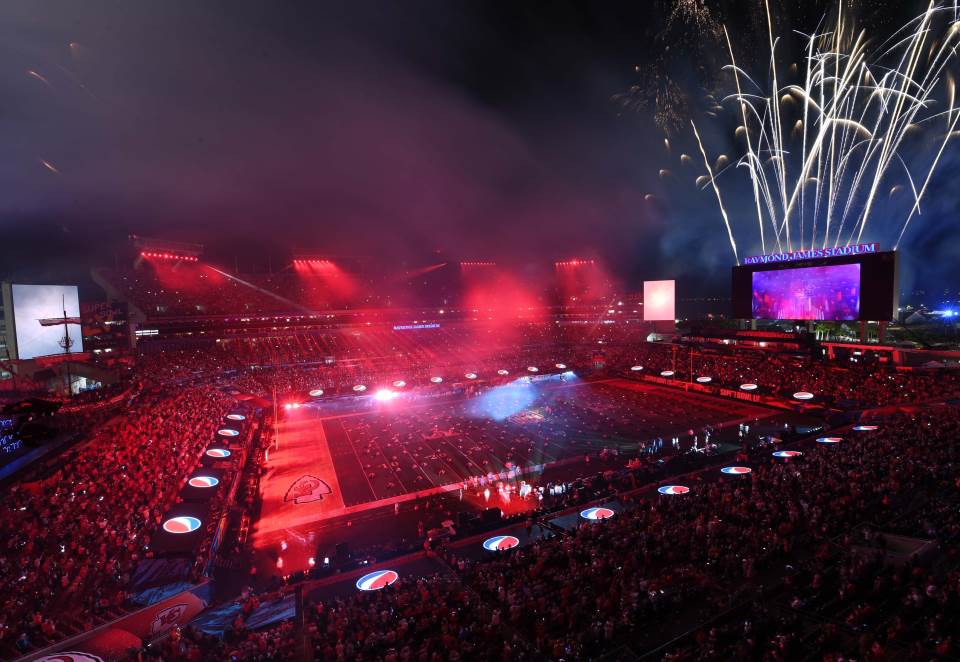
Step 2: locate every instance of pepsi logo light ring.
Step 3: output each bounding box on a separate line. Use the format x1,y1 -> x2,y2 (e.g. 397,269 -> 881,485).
772,450 -> 803,458
353,384 -> 366,392
393,381 -> 406,388
853,425 -> 879,431
217,428 -> 240,437
721,466 -> 752,475
555,363 -> 567,369
793,391 -> 815,400
740,383 -> 758,391
34,653 -> 104,662
163,516 -> 201,534
309,389 -> 324,397
657,485 -> 690,495
206,448 -> 231,458
696,376 -> 712,383
189,476 -> 219,488
483,535 -> 520,551
816,437 -> 842,444
630,365 -> 643,371
226,413 -> 246,421
580,507 -> 615,520
356,569 -> 399,591
497,369 -> 509,376
527,366 -> 539,372
660,370 -> 675,377
465,373 -> 478,380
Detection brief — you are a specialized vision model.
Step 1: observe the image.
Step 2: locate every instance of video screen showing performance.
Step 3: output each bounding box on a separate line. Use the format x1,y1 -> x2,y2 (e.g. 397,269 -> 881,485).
3,2 -> 960,661
731,250 -> 898,321
751,263 -> 860,320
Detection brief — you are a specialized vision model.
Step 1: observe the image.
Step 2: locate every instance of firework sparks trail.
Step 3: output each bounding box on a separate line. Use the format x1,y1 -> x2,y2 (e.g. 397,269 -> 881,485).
692,120 -> 739,264
26,70 -> 52,88
895,77 -> 960,248
724,26 -> 768,254
695,2 -> 960,259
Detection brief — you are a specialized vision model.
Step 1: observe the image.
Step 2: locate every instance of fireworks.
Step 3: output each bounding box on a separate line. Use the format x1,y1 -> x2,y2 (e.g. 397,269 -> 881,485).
39,159 -> 60,174
693,2 -> 960,262
667,0 -> 719,35
26,69 -> 52,88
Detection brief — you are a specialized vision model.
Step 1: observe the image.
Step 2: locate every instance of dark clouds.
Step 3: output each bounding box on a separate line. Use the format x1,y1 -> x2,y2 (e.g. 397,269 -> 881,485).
0,1 -> 667,286
0,0 -> 955,301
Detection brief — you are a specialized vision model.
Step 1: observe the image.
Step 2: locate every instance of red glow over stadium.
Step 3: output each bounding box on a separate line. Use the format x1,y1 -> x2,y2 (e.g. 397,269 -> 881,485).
292,258 -> 361,306
8,5 -> 960,658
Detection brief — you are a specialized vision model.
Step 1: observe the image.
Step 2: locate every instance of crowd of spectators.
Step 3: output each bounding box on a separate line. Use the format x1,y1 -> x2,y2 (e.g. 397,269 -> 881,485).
4,309 -> 960,660
305,575 -> 527,661
663,413 -> 960,660
139,406 -> 960,661
153,591 -> 299,661
132,324 -> 960,413
613,341 -> 960,408
0,381 -> 232,656
448,409 -> 960,658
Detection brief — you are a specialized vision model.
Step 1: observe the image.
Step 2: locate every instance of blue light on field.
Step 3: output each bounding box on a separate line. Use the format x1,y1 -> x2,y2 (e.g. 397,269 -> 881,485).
470,371 -> 577,421
472,381 -> 537,420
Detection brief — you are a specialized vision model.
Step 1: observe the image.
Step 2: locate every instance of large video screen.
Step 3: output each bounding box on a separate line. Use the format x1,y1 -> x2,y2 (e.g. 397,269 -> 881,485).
11,284 -> 83,359
731,250 -> 898,321
752,264 -> 860,320
643,280 -> 676,321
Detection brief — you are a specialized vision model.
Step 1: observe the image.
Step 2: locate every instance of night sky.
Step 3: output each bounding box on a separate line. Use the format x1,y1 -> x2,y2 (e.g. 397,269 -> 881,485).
0,1 -> 956,300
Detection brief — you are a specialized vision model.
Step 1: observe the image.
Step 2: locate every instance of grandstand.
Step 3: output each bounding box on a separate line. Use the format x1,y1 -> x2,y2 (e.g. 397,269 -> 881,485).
2,253 -> 959,661
4,2 -> 960,659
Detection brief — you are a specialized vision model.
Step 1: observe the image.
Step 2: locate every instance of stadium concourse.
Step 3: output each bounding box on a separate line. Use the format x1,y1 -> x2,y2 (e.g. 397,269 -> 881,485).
2,313 -> 960,661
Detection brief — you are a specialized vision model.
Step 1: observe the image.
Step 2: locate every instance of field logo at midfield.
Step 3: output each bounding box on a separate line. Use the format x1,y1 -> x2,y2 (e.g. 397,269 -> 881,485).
284,475 -> 332,504
36,654 -> 104,662
150,603 -> 188,635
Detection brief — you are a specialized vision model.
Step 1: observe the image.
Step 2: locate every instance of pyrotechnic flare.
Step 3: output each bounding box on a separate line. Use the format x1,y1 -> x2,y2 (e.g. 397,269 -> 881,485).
694,1 -> 960,260
26,70 -> 52,88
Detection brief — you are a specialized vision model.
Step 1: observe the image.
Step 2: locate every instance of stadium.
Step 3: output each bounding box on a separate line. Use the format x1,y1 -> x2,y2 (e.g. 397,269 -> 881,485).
2,2 -> 960,661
